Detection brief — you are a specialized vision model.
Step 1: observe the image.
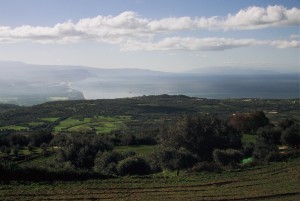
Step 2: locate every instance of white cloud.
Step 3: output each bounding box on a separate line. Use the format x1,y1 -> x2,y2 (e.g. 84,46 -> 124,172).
121,37 -> 300,51
222,5 -> 300,30
121,37 -> 258,51
270,40 -> 300,48
0,5 -> 299,50
0,11 -> 151,44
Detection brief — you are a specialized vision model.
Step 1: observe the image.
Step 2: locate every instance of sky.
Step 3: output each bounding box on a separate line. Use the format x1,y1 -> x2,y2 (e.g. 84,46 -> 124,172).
0,0 -> 299,72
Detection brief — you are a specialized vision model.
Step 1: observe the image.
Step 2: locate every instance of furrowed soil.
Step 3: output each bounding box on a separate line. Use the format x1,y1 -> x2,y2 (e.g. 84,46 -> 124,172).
1,158 -> 299,201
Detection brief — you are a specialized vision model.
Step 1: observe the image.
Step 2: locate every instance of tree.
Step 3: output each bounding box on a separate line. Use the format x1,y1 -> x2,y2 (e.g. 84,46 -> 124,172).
230,111 -> 269,133
94,151 -> 123,176
253,138 -> 280,162
12,146 -> 19,156
242,142 -> 255,158
213,149 -> 244,167
161,115 -> 242,161
256,126 -> 282,145
278,118 -> 295,130
117,156 -> 151,176
29,130 -> 53,147
150,146 -> 198,175
281,124 -> 300,148
27,143 -> 34,153
9,134 -> 29,147
57,133 -> 112,169
0,146 -> 7,153
40,143 -> 48,156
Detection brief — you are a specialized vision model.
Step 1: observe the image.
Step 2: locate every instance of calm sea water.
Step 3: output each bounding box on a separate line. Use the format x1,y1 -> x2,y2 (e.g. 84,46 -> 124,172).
72,74 -> 300,99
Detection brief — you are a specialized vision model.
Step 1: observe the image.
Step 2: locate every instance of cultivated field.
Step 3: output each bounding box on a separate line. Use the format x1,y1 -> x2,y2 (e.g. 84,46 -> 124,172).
1,158 -> 299,201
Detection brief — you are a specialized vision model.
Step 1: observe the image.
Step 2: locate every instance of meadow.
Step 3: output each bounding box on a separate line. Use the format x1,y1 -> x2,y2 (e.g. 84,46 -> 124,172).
54,116 -> 130,134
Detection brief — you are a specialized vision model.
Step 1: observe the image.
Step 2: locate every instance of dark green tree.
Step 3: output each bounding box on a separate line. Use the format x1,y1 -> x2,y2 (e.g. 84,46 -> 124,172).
281,124 -> 300,148
117,156 -> 151,176
230,111 -> 269,133
256,126 -> 282,145
57,134 -> 112,169
161,115 -> 242,161
94,151 -> 123,176
40,143 -> 48,156
213,149 -> 244,167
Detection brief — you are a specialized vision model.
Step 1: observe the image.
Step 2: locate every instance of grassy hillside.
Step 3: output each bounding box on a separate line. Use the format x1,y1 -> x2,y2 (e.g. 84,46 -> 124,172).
0,95 -> 299,135
1,158 -> 299,201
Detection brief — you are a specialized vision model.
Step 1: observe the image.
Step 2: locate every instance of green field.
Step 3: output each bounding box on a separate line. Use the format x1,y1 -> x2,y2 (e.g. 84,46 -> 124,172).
242,134 -> 257,143
54,116 -> 130,134
1,158 -> 299,201
0,125 -> 28,131
39,117 -> 60,122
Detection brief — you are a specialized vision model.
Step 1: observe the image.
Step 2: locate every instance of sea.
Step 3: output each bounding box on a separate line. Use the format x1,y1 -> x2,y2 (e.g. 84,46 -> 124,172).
71,73 -> 300,99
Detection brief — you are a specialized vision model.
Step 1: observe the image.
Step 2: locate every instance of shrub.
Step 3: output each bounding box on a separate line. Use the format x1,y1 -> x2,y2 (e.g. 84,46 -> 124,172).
94,151 -> 123,176
12,146 -> 19,156
40,142 -> 48,156
0,145 -> 7,153
281,124 -> 300,148
192,161 -> 221,172
161,115 -> 242,162
121,151 -> 136,159
256,126 -> 282,145
243,142 -> 255,157
149,146 -> 198,173
213,149 -> 244,167
56,133 -> 112,169
252,139 -> 279,162
117,156 -> 151,176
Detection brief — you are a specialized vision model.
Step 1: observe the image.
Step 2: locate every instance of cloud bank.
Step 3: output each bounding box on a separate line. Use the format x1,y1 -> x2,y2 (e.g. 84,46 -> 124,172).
0,5 -> 299,51
121,37 -> 300,51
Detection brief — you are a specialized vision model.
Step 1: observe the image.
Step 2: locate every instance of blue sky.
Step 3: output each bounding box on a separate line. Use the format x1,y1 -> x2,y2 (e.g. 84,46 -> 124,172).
0,0 -> 299,72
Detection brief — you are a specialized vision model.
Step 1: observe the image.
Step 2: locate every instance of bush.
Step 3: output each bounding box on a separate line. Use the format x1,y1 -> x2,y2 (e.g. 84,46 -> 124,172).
94,151 -> 123,176
243,142 -> 255,157
213,149 -> 244,167
256,126 -> 282,145
252,139 -> 279,162
56,133 -> 112,169
117,156 -> 151,176
192,161 -> 221,172
149,146 -> 198,173
281,124 -> 300,148
161,115 -> 242,161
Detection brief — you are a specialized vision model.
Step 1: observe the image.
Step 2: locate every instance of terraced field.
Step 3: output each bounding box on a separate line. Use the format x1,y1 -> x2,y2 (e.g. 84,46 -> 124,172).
1,158 -> 299,201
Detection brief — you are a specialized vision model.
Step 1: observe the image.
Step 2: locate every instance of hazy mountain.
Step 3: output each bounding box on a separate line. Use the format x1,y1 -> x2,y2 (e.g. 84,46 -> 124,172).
184,66 -> 283,75
0,61 -> 299,106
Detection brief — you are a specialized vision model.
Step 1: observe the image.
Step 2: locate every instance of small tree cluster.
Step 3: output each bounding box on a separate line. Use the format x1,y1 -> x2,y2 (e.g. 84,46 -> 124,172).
160,115 -> 242,162
94,151 -> 151,176
53,133 -> 112,169
281,124 -> 300,148
230,111 -> 269,133
148,115 -> 244,173
149,146 -> 198,175
117,156 -> 151,176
